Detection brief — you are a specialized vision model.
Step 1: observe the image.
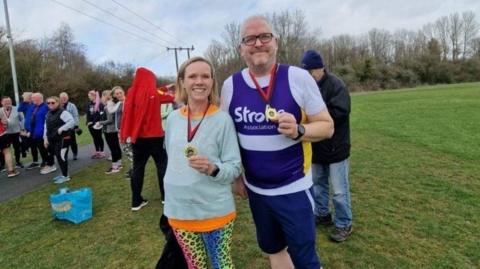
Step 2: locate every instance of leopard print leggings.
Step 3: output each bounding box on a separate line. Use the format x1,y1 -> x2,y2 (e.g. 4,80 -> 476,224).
173,220 -> 235,269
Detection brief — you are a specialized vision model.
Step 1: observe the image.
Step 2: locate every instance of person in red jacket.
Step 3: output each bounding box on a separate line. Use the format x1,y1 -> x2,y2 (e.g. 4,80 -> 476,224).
120,67 -> 174,211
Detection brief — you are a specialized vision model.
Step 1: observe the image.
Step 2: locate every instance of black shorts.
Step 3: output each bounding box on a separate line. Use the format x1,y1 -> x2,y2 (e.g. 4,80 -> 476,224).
6,133 -> 19,145
0,135 -> 11,149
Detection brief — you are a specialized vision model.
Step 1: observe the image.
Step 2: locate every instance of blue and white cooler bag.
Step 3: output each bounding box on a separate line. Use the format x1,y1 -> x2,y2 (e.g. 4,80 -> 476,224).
49,187 -> 93,224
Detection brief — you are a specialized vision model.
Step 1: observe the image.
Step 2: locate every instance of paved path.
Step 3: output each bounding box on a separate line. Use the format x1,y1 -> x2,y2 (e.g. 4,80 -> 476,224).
0,144 -> 109,203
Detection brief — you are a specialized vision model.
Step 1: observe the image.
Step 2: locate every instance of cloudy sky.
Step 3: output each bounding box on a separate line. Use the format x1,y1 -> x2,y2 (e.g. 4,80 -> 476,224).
3,0 -> 480,77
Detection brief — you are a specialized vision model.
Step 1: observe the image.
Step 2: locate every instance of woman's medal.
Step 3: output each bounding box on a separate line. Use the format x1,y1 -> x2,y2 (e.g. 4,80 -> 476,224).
184,144 -> 198,158
184,103 -> 210,158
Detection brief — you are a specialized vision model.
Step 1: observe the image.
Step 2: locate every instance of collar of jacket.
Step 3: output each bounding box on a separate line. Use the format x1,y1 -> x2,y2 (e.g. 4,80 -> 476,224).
317,69 -> 329,88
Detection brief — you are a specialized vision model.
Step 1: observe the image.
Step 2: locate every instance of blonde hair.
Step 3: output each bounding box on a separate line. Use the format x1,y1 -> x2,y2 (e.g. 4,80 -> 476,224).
46,96 -> 60,103
111,86 -> 123,95
175,57 -> 219,106
102,90 -> 112,100
22,92 -> 33,98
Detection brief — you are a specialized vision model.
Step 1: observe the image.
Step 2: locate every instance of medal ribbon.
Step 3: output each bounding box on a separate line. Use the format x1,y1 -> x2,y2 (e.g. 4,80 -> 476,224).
248,64 -> 278,104
4,108 -> 11,119
187,103 -> 210,143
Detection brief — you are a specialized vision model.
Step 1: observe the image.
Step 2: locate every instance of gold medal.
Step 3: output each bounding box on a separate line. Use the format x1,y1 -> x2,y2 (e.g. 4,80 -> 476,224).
265,105 -> 278,121
184,145 -> 198,158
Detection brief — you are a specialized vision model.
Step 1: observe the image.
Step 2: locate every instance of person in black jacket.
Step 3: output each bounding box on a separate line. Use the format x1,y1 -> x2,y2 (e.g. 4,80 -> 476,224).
301,49 -> 353,242
44,96 -> 75,184
86,90 -> 105,159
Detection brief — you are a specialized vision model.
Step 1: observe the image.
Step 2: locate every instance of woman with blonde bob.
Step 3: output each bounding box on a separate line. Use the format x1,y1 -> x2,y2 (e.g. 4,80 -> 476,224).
97,90 -> 123,174
163,57 -> 242,269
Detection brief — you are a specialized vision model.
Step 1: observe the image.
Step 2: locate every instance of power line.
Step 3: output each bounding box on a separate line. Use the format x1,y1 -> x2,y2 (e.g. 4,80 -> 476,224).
110,0 -> 184,46
142,49 -> 170,66
167,46 -> 195,73
49,0 -> 167,48
80,0 -> 175,47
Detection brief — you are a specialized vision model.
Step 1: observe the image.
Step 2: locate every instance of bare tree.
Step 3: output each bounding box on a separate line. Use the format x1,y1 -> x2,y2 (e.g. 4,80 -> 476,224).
332,34 -> 356,65
269,10 -> 319,65
448,13 -> 463,60
368,28 -> 392,64
221,22 -> 242,59
472,37 -> 480,58
462,11 -> 479,59
435,16 -> 450,60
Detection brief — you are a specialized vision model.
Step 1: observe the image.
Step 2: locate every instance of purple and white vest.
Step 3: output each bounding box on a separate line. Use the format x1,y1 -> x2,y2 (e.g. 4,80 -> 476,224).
229,65 -> 307,190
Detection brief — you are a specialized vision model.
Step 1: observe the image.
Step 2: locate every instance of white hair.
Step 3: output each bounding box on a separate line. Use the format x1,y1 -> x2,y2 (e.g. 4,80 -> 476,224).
32,92 -> 44,101
240,15 -> 276,38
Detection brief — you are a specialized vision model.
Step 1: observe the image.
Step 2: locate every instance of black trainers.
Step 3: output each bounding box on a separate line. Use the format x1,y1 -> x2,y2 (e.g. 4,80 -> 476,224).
131,200 -> 149,211
26,162 -> 40,170
315,213 -> 333,226
16,162 -> 24,169
330,226 -> 353,242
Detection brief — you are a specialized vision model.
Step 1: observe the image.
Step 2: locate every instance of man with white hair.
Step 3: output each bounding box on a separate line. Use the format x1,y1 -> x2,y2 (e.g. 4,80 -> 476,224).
30,93 -> 56,174
59,92 -> 80,160
221,15 -> 333,269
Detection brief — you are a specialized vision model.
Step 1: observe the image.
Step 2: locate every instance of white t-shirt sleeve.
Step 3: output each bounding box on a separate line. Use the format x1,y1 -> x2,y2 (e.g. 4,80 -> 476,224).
220,76 -> 234,112
289,66 -> 326,115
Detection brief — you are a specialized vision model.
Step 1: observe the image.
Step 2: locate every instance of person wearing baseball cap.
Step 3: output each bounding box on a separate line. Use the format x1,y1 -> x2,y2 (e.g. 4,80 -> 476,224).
301,49 -> 353,242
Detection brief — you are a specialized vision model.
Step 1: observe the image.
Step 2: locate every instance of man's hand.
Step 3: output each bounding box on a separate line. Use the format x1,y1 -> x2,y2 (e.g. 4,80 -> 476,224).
44,140 -> 49,148
277,112 -> 298,139
233,176 -> 247,198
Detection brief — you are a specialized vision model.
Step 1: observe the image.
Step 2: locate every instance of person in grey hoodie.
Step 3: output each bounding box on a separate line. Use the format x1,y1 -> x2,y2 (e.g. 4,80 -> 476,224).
0,96 -> 24,168
97,90 -> 122,174
59,92 -> 80,160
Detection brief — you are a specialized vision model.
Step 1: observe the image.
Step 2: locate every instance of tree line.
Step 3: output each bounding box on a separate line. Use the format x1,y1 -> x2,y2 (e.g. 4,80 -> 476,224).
206,10 -> 480,91
1,23 -> 148,111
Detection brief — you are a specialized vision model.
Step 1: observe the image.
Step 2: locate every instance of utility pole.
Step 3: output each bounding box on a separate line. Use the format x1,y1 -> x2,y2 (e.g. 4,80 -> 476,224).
167,46 -> 195,73
3,0 -> 20,105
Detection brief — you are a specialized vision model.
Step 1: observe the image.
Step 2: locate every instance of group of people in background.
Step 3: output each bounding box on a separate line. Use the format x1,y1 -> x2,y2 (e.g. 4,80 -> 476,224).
2,14 -> 353,269
86,87 -> 126,174
0,91 -> 80,183
0,86 -> 129,184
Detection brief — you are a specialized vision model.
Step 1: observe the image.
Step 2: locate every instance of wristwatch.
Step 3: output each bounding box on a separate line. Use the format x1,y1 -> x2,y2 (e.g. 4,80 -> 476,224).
210,166 -> 220,177
293,124 -> 305,141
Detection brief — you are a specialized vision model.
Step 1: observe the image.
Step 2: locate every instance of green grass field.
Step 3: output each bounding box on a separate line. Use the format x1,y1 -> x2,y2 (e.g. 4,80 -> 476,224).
1,83 -> 479,268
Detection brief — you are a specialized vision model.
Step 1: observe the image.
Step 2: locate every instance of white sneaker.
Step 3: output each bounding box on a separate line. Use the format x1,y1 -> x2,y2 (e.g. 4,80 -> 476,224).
53,175 -> 71,184
131,200 -> 149,211
40,165 -> 57,175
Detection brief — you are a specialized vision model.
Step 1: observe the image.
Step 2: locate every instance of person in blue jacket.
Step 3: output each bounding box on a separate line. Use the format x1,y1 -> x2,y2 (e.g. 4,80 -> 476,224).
18,92 -> 36,167
29,93 -> 56,174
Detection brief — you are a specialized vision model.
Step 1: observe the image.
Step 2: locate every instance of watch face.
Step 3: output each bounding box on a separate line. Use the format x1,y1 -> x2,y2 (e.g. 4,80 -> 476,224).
294,124 -> 305,140
298,124 -> 305,135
